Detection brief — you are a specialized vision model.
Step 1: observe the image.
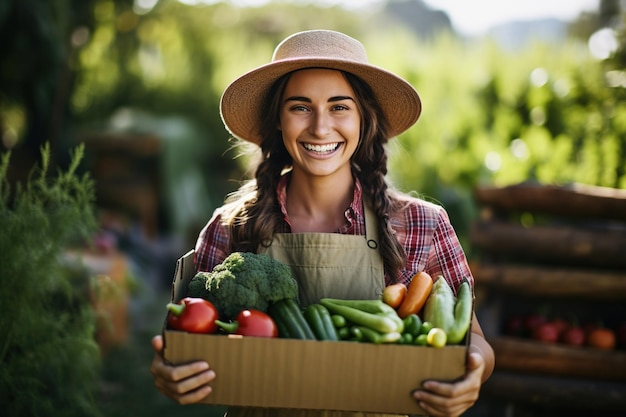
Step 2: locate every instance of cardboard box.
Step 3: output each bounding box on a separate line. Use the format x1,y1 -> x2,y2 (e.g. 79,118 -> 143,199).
162,250 -> 469,415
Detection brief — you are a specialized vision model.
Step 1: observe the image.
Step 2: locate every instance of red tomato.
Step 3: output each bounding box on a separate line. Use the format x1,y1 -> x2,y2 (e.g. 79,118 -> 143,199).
524,313 -> 547,337
551,318 -> 569,337
587,327 -> 616,350
216,309 -> 278,338
167,297 -> 219,334
532,322 -> 559,343
560,326 -> 586,346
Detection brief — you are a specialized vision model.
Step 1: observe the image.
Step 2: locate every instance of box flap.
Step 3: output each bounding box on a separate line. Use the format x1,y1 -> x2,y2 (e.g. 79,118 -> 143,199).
171,249 -> 196,303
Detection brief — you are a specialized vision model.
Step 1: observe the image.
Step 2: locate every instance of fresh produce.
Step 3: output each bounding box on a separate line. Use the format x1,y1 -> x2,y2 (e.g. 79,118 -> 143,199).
215,309 -> 278,337
353,326 -> 402,344
531,321 -> 560,343
587,326 -> 616,350
447,281 -> 473,344
331,314 -> 347,329
414,334 -> 428,345
427,328 -> 447,348
187,252 -> 298,320
402,314 -> 423,338
320,298 -> 403,334
423,277 -> 473,345
523,312 -> 547,337
396,271 -> 433,319
167,297 -> 219,334
560,324 -> 585,346
382,283 -> 407,309
303,304 -> 339,341
268,298 -> 316,340
423,277 -> 455,333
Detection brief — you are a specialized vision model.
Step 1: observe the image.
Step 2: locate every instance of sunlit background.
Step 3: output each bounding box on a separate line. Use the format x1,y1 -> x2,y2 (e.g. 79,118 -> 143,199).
2,1 -> 625,417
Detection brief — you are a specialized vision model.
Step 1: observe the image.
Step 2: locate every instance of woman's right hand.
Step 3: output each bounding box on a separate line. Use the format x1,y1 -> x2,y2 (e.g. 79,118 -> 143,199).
150,335 -> 216,404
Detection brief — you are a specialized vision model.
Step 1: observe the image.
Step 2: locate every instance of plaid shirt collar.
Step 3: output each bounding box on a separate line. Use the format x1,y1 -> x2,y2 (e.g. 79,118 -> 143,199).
276,172 -> 364,234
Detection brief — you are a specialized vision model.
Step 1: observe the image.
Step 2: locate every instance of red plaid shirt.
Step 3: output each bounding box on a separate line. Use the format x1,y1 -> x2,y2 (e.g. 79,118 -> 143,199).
195,176 -> 473,293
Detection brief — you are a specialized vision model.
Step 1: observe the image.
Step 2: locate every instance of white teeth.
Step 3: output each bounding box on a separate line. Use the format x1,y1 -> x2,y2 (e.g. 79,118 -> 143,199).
303,143 -> 339,153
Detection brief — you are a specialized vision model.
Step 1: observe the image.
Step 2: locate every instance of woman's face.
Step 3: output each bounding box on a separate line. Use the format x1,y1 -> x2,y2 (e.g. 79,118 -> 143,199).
278,68 -> 361,179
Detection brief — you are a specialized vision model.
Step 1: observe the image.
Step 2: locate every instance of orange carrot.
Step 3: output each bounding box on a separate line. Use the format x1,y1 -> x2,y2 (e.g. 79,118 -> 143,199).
397,271 -> 434,319
382,283 -> 407,309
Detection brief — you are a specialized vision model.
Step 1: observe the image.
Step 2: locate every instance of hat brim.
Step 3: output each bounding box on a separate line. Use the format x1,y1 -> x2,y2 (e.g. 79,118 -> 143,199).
220,58 -> 421,145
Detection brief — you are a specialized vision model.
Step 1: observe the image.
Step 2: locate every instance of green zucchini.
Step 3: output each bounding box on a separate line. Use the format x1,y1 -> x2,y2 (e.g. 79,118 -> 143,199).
304,304 -> 339,341
268,299 -> 316,340
447,281 -> 473,344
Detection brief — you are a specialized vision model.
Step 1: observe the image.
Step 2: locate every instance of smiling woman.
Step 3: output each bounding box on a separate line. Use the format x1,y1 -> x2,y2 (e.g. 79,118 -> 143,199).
150,29 -> 495,417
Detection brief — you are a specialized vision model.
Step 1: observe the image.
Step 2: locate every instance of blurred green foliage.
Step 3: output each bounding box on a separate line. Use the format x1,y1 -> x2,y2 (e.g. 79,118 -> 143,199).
3,0 -> 625,240
0,144 -> 102,417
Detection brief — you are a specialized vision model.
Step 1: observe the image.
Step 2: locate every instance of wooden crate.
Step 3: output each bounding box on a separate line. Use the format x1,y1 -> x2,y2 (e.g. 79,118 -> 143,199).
471,182 -> 626,411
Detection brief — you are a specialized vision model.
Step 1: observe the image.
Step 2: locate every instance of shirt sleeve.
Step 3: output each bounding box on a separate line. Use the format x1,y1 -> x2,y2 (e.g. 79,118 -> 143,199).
424,207 -> 474,295
194,209 -> 231,272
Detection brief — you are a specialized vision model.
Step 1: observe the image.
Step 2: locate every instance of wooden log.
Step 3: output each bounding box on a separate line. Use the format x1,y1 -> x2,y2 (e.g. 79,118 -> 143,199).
488,336 -> 626,381
474,183 -> 626,221
482,370 -> 626,411
471,262 -> 626,299
470,220 -> 626,268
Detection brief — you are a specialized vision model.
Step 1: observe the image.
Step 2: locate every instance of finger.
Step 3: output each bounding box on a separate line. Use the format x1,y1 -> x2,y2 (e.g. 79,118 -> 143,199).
467,351 -> 484,372
152,334 -> 164,352
417,398 -> 469,417
175,384 -> 214,405
157,367 -> 216,400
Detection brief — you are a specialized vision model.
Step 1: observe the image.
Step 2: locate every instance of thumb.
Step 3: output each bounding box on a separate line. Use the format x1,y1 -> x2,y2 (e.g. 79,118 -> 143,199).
152,334 -> 164,352
467,351 -> 484,371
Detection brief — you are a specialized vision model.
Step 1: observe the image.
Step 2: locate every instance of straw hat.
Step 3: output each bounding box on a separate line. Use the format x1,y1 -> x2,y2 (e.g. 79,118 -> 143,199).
220,29 -> 421,145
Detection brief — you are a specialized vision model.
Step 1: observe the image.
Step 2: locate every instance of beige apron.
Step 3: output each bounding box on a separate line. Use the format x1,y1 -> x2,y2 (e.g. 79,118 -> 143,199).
226,204 -> 408,417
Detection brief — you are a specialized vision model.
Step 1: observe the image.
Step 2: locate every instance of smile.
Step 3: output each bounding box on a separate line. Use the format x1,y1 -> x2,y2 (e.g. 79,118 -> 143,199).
302,142 -> 341,154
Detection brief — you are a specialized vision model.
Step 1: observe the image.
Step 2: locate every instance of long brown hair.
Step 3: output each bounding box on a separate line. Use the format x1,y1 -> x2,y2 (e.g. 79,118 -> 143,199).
220,69 -> 407,280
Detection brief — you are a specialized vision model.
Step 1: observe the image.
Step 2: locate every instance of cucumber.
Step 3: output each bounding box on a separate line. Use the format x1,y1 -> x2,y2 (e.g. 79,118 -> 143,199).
447,281 -> 473,344
304,304 -> 339,341
268,299 -> 316,340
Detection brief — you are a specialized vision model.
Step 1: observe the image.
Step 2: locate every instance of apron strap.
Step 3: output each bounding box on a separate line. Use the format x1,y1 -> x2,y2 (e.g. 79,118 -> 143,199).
363,199 -> 380,250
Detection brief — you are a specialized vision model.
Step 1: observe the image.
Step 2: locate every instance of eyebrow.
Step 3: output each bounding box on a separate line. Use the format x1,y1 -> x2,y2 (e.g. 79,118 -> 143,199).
284,95 -> 355,104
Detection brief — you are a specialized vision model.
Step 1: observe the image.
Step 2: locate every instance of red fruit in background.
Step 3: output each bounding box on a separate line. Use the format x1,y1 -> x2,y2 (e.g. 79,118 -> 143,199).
561,326 -> 586,346
587,327 -> 616,350
524,313 -> 546,336
532,321 -> 560,343
551,318 -> 569,337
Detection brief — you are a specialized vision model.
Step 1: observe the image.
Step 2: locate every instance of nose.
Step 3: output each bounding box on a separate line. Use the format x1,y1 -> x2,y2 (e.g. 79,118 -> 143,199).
309,111 -> 332,138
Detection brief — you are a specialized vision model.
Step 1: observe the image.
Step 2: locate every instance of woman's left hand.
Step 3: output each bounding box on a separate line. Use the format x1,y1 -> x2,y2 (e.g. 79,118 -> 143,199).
411,351 -> 485,417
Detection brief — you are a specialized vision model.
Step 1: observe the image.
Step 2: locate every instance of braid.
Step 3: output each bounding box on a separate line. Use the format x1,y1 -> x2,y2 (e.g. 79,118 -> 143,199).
356,140 -> 406,282
346,72 -> 407,281
225,73 -> 293,252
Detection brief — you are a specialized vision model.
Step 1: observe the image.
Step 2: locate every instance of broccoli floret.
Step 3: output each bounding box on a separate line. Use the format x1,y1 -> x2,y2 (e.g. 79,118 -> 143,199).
187,272 -> 210,299
187,252 -> 298,320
